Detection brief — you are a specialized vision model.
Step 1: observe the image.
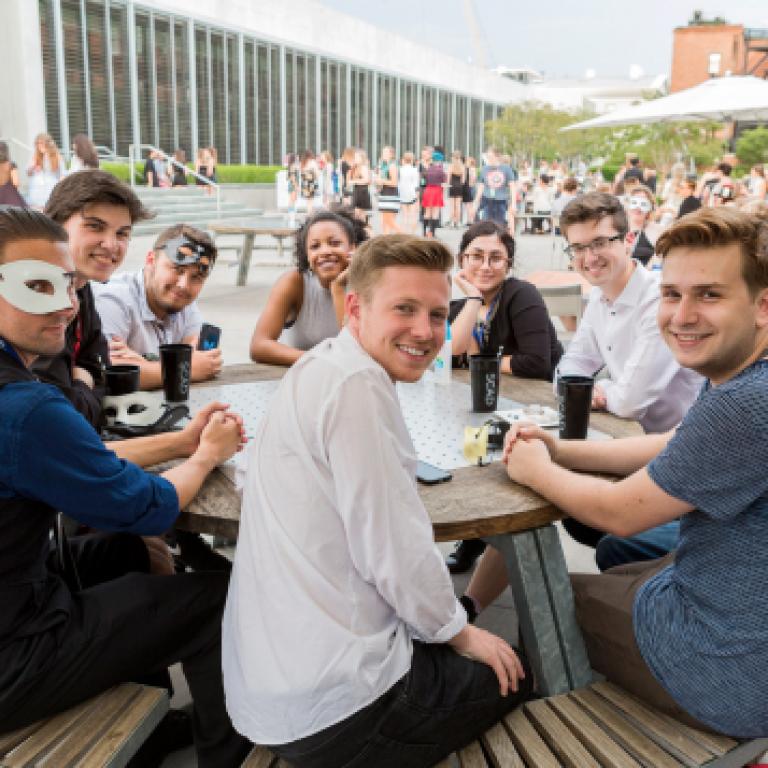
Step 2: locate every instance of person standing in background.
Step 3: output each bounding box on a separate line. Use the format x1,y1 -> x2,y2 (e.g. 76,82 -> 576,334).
463,156 -> 478,225
422,151 -> 446,238
0,141 -> 26,207
351,149 -> 373,223
69,134 -> 99,172
398,152 -> 420,234
26,133 -> 64,209
376,146 -> 401,234
447,151 -> 466,228
339,147 -> 356,207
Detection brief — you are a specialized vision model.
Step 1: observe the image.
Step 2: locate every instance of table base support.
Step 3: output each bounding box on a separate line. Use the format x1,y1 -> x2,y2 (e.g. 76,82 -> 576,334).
488,526 -> 592,696
236,233 -> 256,286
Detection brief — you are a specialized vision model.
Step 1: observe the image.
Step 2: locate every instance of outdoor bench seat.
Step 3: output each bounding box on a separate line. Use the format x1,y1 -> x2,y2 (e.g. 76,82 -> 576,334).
242,680 -> 768,767
0,683 -> 168,768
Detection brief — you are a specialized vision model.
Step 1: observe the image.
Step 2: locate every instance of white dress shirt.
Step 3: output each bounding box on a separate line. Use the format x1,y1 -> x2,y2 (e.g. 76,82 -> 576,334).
558,262 -> 702,433
223,328 -> 466,745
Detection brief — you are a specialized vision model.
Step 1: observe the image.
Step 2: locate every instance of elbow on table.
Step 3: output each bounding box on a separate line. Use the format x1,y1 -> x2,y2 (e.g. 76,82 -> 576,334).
249,337 -> 271,363
606,395 -> 647,421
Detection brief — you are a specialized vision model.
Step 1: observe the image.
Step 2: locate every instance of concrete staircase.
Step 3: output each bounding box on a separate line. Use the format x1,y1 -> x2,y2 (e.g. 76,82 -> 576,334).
131,186 -> 263,236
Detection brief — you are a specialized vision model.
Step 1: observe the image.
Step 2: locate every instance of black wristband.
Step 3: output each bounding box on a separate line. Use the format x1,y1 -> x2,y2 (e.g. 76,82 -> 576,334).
465,296 -> 483,301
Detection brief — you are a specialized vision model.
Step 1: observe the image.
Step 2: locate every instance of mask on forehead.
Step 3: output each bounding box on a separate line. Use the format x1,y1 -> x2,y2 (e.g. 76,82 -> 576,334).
0,260 -> 75,314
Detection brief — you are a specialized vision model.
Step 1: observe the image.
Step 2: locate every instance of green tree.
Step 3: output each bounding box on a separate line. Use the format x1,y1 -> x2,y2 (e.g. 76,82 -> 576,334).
485,102 -> 613,165
736,127 -> 768,167
484,102 -> 724,172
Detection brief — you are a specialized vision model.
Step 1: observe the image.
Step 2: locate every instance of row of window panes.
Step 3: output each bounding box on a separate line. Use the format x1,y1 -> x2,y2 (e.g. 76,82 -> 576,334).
39,0 -> 501,164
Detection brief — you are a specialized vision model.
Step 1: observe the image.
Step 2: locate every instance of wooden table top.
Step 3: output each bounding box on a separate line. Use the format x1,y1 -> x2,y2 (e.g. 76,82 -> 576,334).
181,364 -> 642,542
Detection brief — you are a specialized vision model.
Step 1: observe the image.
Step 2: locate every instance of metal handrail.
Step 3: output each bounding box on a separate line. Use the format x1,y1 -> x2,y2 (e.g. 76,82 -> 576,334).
128,143 -> 221,214
2,137 -> 34,154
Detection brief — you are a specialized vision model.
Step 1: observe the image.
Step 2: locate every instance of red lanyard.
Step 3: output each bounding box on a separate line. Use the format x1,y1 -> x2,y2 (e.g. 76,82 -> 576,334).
72,315 -> 83,362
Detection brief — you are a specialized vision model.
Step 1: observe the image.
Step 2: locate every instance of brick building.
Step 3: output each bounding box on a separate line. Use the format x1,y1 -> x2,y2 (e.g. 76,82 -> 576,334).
671,24 -> 768,93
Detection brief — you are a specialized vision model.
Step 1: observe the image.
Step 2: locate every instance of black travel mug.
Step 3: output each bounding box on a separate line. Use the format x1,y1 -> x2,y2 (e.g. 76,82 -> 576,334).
557,374 -> 594,439
160,343 -> 193,403
469,354 -> 501,413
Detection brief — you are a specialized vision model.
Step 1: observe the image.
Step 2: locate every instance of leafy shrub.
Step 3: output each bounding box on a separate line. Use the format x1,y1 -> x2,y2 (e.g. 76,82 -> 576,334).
736,127 -> 768,168
100,162 -> 281,185
600,163 -> 620,182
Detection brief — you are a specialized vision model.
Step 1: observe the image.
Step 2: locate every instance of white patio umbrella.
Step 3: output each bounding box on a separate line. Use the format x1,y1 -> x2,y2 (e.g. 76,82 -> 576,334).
562,76 -> 768,131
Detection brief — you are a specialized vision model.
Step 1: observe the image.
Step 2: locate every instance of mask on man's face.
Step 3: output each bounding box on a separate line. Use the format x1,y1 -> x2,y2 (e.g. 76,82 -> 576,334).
0,260 -> 75,314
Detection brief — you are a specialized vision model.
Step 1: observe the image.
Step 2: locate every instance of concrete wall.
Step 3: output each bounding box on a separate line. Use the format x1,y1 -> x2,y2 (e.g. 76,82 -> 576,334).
221,184 -> 276,211
148,0 -> 528,104
0,0 -> 46,172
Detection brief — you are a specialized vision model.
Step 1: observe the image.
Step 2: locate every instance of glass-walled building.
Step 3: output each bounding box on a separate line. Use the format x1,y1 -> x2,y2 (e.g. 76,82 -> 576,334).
36,0 -> 512,165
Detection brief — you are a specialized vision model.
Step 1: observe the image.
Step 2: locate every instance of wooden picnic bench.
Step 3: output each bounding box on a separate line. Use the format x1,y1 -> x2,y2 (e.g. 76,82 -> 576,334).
0,683 -> 168,768
242,681 -> 767,767
208,219 -> 299,286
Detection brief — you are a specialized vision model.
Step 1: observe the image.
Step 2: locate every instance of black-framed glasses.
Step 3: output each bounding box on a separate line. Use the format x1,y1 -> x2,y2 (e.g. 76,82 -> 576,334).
564,234 -> 624,259
464,251 -> 511,268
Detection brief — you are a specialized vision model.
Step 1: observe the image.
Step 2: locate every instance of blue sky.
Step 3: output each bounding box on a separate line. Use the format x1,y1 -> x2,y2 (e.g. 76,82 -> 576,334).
317,0 -> 768,79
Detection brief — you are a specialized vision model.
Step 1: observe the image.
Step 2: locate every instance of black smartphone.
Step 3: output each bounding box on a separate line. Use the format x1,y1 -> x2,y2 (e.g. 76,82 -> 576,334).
197,323 -> 222,351
416,460 -> 452,485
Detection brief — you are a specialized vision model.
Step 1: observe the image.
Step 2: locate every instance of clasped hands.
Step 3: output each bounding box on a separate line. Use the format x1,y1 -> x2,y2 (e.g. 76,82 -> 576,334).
501,422 -> 558,485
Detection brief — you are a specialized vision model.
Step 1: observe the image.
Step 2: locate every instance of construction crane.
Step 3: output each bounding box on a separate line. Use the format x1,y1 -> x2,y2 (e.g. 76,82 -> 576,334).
462,0 -> 494,69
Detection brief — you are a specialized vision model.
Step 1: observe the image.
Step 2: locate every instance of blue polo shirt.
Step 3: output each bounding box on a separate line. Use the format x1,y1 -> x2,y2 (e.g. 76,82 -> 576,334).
636,359 -> 768,737
0,380 -> 178,535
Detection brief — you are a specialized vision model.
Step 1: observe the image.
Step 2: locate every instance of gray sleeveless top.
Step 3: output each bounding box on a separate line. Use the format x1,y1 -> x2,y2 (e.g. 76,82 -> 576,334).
278,271 -> 340,351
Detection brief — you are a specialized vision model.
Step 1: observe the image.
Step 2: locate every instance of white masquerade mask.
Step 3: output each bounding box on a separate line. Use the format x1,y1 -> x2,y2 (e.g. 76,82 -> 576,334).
628,197 -> 652,214
102,391 -> 166,427
0,260 -> 75,314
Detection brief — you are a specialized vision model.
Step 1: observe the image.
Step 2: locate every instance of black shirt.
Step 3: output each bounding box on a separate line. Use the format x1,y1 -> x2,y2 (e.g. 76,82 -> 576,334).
449,278 -> 563,381
31,283 -> 108,428
678,195 -> 702,219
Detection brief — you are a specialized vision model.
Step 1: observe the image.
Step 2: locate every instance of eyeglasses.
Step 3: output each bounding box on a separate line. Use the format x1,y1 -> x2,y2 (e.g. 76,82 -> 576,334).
464,251 -> 510,268
628,197 -> 653,213
564,234 -> 624,259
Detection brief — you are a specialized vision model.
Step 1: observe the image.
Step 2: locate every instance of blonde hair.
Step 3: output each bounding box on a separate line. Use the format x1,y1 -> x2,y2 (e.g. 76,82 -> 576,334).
33,133 -> 60,173
348,234 -> 452,301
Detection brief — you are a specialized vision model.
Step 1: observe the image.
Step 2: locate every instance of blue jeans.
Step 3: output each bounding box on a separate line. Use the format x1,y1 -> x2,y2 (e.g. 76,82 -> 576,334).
483,198 -> 508,226
562,518 -> 680,572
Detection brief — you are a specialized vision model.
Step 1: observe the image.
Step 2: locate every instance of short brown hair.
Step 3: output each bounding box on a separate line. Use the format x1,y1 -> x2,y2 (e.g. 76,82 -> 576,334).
563,177 -> 579,193
348,234 -> 452,301
656,207 -> 768,296
45,170 -> 152,225
560,191 -> 628,239
0,206 -> 67,263
153,223 -> 217,262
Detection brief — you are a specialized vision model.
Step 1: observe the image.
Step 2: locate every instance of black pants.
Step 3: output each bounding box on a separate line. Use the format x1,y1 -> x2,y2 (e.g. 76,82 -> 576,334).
0,533 -> 251,768
270,640 -> 533,768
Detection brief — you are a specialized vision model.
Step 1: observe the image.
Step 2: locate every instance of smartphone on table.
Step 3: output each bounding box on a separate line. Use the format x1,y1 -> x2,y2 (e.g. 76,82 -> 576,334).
416,460 -> 452,485
197,323 -> 222,351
